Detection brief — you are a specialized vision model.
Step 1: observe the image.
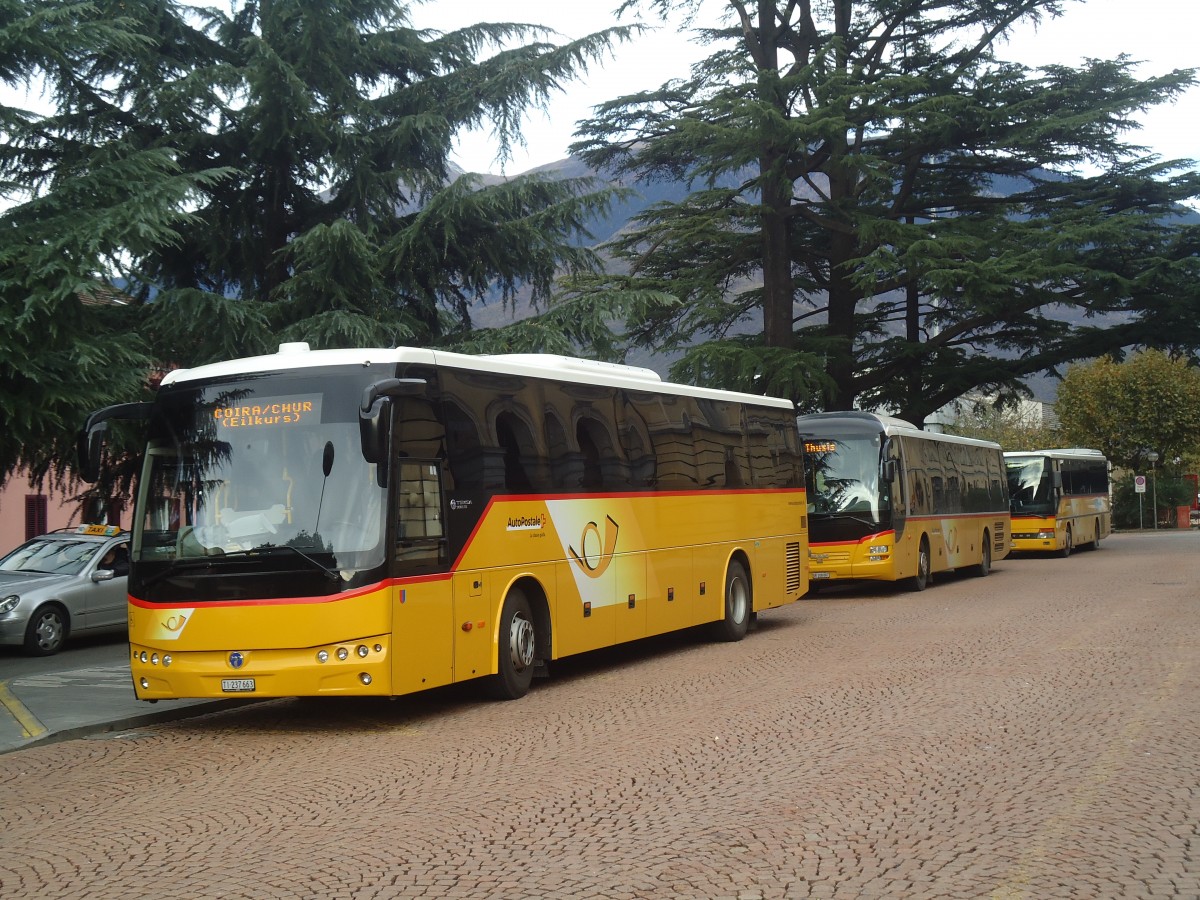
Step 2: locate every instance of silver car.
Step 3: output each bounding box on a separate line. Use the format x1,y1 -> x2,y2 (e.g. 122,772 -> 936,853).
0,526 -> 129,656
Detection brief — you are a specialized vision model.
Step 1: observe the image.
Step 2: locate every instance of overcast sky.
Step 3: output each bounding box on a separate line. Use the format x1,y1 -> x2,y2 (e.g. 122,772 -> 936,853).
1,0 -> 1196,179
410,0 -> 1200,176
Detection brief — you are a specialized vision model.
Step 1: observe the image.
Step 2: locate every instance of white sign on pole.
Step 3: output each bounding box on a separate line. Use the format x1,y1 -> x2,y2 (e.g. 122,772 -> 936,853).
1134,475 -> 1147,494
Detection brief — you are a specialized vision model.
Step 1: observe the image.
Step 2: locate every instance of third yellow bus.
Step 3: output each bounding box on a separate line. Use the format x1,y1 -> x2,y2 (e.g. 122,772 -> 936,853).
1004,449 -> 1111,556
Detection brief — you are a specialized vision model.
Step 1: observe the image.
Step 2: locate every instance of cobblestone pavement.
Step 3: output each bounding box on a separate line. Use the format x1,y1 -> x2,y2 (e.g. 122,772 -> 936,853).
1,532 -> 1197,899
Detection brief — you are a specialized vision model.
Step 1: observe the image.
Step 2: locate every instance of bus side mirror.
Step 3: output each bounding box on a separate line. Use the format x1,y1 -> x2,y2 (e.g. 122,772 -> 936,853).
360,396 -> 391,466
77,402 -> 153,483
358,378 -> 427,467
882,459 -> 897,483
78,424 -> 107,484
1052,471 -> 1063,490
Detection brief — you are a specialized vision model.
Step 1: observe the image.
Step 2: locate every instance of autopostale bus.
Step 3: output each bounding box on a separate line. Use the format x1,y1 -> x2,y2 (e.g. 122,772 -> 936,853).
1004,449 -> 1111,556
796,411 -> 1010,590
80,343 -> 809,702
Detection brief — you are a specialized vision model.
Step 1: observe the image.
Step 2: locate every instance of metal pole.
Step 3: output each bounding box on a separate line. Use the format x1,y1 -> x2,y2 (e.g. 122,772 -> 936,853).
1147,453 -> 1160,530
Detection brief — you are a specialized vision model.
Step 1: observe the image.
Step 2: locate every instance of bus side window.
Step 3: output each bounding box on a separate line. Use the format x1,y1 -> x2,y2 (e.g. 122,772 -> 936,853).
577,419 -> 604,491
496,412 -> 535,494
396,462 -> 444,557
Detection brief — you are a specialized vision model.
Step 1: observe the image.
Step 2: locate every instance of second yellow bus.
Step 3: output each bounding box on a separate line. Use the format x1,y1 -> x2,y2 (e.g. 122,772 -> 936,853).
1004,449 -> 1111,556
797,411 -> 1010,590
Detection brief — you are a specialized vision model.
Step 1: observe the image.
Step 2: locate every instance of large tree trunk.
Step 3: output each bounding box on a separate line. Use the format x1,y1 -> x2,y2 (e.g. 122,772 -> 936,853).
822,0 -> 858,411
757,3 -> 794,349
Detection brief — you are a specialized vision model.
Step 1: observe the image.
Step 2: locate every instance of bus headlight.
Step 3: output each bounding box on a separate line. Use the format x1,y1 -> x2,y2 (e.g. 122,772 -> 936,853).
336,647 -> 349,661
868,545 -> 889,554
317,650 -> 329,663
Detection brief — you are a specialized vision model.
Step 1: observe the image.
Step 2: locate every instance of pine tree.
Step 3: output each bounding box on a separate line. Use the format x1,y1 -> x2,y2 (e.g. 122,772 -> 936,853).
1,0 -> 637,484
567,0 -> 1200,421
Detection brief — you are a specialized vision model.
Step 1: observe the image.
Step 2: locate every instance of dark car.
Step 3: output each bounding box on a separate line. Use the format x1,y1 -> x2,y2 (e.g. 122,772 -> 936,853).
0,526 -> 129,655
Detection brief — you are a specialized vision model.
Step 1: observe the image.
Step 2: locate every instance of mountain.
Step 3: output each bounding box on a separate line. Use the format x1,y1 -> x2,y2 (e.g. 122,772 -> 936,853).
459,157 -> 1199,403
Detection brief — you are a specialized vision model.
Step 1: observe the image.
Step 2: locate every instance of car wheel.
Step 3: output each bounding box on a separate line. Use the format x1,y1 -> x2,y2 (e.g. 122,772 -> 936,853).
24,604 -> 68,656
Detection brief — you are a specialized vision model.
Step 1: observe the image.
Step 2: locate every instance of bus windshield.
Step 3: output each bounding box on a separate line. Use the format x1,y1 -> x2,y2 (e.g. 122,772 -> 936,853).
803,433 -> 889,522
134,380 -> 386,576
1005,456 -> 1054,515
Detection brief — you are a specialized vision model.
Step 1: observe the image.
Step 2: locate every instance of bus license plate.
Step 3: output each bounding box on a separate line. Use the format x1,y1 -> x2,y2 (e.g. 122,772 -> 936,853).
221,678 -> 256,693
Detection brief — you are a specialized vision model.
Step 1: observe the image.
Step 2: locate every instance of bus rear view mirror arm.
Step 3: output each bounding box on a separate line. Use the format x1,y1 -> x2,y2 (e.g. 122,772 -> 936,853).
359,378 -> 427,467
359,378 -> 427,414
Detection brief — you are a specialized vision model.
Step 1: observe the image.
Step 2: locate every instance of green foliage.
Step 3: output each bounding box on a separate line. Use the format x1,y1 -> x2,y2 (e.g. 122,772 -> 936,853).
1056,350 -> 1200,471
0,138 -> 225,485
941,398 -> 1059,451
574,0 -> 1200,424
1112,476 -> 1196,530
1,0 -> 639,488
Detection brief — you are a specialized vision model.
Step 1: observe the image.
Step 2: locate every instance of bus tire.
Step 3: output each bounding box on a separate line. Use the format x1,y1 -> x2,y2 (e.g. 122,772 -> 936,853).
1087,521 -> 1101,551
710,559 -> 751,642
972,532 -> 992,577
904,537 -> 931,592
484,588 -> 537,701
1059,526 -> 1073,558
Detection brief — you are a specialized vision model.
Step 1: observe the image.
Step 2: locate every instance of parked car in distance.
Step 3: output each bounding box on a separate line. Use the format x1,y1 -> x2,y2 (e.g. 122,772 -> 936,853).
0,525 -> 129,656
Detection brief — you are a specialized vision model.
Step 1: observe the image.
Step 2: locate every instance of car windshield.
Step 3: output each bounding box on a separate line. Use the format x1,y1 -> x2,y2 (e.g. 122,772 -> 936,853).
0,539 -> 99,576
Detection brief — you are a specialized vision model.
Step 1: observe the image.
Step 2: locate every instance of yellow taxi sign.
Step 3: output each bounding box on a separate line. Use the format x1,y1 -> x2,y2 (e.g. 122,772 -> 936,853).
76,524 -> 122,536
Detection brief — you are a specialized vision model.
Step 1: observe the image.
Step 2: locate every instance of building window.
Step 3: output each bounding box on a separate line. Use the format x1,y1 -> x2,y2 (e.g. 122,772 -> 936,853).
25,495 -> 48,541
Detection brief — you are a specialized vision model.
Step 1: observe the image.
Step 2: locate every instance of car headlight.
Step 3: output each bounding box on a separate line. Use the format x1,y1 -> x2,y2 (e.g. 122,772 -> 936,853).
0,594 -> 19,614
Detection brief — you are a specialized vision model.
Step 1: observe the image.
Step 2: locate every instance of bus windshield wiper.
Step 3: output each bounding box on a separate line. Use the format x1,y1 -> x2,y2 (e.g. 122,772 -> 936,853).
222,545 -> 340,582
142,545 -> 339,589
141,557 -> 223,590
824,511 -> 882,529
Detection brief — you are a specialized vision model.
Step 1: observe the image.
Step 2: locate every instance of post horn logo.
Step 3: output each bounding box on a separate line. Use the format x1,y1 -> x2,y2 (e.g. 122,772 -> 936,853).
568,515 -> 619,578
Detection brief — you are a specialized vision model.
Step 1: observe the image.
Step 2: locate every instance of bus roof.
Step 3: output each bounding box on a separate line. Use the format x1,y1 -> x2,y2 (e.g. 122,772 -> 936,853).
795,410 -> 1003,450
1003,449 -> 1107,461
159,342 -> 795,410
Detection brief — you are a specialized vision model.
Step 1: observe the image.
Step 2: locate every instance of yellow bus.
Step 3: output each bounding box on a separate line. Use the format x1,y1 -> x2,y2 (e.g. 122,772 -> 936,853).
80,343 -> 808,701
1004,449 -> 1111,556
796,412 -> 1010,590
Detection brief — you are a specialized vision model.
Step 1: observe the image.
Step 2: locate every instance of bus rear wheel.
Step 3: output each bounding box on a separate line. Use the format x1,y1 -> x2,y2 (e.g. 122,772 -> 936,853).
484,589 -> 537,700
710,560 -> 751,642
904,537 -> 931,592
1087,521 -> 1101,551
972,533 -> 992,577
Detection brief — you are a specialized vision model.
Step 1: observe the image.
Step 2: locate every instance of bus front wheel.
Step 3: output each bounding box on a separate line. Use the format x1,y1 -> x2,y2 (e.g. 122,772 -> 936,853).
710,560 -> 751,642
484,588 -> 537,700
905,537 -> 931,592
1059,526 -> 1073,558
